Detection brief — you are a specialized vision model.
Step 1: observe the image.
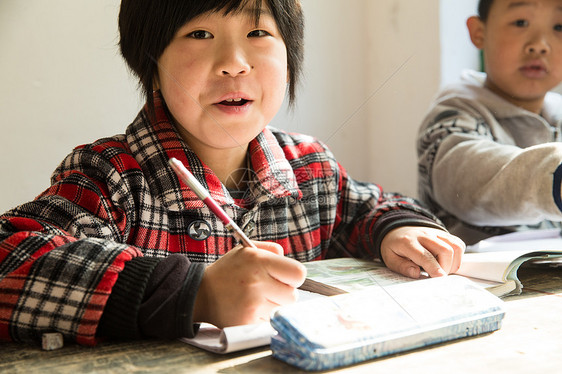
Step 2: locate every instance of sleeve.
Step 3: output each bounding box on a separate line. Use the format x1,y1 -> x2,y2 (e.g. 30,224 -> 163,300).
417,99 -> 562,226
98,255 -> 205,340
0,146 -> 202,345
326,160 -> 446,261
0,214 -> 141,345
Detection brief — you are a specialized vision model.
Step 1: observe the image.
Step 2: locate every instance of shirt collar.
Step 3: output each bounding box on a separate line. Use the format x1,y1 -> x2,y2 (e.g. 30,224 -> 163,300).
453,69 -> 562,125
127,92 -> 301,212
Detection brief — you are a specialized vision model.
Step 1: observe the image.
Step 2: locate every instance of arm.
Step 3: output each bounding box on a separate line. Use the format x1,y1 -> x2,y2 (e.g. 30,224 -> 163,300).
0,146 -> 187,344
328,159 -> 464,278
269,127 -> 461,276
418,100 -> 562,226
0,213 -> 142,345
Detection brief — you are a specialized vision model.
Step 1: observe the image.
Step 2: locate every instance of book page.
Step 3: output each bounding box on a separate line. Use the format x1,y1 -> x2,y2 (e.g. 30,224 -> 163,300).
307,258 -> 517,298
455,249 -> 562,295
304,258 -> 425,292
455,251 -> 525,283
460,229 -> 562,295
179,323 -> 275,354
467,229 -> 562,253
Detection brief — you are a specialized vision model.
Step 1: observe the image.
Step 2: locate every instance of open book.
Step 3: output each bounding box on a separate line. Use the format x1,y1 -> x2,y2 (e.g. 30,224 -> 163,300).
299,256 -> 514,297
457,228 -> 562,296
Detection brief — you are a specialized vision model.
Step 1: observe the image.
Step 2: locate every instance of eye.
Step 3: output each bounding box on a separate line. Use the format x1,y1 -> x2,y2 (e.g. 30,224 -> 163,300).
555,23 -> 562,32
248,30 -> 271,38
513,19 -> 528,27
187,30 -> 213,39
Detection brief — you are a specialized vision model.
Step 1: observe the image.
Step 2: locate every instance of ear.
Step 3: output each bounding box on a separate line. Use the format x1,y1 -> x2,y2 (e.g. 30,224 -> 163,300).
466,16 -> 485,49
153,74 -> 160,91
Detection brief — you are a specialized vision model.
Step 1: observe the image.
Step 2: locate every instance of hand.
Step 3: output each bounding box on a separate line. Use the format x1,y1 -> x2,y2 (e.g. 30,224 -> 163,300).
193,241 -> 307,328
380,226 -> 465,278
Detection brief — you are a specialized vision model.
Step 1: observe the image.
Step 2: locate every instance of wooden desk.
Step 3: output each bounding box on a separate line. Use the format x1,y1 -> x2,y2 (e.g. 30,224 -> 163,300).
2,265 -> 562,374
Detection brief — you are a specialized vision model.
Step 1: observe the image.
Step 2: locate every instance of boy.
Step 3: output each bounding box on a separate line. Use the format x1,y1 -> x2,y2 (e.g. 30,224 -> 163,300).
418,0 -> 562,244
0,0 -> 463,346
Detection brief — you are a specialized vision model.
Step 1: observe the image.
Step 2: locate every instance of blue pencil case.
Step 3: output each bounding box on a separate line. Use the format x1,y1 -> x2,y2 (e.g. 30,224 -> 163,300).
270,275 -> 505,371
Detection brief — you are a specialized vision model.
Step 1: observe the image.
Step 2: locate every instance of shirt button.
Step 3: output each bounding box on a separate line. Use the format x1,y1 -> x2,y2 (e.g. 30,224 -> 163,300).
245,220 -> 256,235
187,220 -> 211,240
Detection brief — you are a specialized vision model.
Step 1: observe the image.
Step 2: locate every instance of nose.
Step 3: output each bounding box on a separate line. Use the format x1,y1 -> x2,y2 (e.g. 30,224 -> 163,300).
525,34 -> 550,55
215,42 -> 252,77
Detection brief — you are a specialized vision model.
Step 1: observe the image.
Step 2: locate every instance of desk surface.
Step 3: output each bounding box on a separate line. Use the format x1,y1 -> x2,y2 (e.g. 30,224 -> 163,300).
2,265 -> 562,374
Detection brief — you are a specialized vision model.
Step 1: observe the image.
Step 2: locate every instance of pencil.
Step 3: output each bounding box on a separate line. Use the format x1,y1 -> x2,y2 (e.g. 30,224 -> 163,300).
168,157 -> 257,248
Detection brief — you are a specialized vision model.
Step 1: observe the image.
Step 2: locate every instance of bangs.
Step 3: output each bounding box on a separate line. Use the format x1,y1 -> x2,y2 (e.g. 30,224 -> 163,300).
195,0 -> 266,25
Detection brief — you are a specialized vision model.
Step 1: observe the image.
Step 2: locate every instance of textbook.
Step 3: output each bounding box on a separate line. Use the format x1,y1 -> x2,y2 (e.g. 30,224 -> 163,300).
270,275 -> 505,371
457,228 -> 562,296
299,257 -> 514,297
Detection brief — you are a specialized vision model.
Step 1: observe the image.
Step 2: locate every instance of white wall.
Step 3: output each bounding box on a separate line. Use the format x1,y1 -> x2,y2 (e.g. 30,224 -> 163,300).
364,0 -> 440,195
440,0 -> 480,86
274,0 -> 441,198
0,0 -> 141,212
272,0 -> 372,182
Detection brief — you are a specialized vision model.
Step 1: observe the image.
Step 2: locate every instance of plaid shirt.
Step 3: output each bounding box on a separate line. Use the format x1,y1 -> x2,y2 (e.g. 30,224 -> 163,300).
0,94 -> 442,345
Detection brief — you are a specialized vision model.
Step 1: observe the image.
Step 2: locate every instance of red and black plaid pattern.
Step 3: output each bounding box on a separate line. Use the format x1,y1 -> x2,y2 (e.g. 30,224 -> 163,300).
0,93 -> 439,345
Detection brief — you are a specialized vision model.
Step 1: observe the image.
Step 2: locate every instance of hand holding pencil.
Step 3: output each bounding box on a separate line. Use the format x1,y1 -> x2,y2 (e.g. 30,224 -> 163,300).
169,158 -> 306,327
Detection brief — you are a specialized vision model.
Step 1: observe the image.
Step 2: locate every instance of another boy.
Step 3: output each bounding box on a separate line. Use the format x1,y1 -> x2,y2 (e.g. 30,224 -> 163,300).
418,0 -> 562,244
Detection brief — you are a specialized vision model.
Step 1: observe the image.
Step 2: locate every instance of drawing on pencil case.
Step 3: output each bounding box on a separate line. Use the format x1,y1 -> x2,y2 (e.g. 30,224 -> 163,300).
271,274 -> 505,371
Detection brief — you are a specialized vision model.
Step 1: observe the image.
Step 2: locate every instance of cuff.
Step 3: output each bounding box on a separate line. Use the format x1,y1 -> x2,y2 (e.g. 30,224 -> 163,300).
372,209 -> 446,264
97,256 -> 162,340
176,262 -> 206,338
138,255 -> 206,339
553,163 -> 562,212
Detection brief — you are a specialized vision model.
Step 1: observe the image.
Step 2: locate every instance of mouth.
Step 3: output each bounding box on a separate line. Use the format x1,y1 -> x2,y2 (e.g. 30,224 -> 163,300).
218,98 -> 250,106
519,61 -> 548,77
522,64 -> 546,72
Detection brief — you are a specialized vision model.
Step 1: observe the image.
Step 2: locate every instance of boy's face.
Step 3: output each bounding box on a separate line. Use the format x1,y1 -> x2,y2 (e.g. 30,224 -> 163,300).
468,0 -> 562,112
156,4 -> 288,153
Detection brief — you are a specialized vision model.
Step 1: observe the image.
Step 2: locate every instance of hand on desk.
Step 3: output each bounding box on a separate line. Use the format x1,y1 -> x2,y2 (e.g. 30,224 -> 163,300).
193,241 -> 306,329
380,226 -> 465,279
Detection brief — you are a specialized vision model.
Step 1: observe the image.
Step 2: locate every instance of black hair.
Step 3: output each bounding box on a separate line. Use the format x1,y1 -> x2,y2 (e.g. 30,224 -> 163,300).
478,0 -> 493,22
118,0 -> 304,117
